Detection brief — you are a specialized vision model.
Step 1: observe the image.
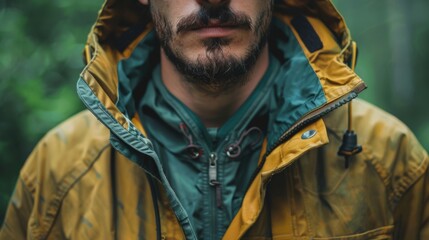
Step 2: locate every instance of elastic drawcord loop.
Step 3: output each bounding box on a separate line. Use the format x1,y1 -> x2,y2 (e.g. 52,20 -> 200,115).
226,127 -> 263,159
179,123 -> 203,159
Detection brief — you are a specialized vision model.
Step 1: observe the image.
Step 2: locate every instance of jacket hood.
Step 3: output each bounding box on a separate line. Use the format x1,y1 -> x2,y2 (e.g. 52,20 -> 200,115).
87,0 -> 350,58
77,0 -> 366,169
88,0 -> 350,54
79,0 -> 364,130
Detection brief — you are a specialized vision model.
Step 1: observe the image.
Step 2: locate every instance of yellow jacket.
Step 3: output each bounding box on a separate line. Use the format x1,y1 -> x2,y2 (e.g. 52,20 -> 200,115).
2,0 -> 428,239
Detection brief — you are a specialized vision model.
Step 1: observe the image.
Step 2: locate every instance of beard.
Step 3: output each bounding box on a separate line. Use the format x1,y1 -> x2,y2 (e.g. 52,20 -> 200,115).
151,4 -> 272,93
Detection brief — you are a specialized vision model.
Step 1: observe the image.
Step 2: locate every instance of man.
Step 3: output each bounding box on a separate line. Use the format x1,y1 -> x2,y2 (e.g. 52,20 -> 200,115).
1,0 -> 428,239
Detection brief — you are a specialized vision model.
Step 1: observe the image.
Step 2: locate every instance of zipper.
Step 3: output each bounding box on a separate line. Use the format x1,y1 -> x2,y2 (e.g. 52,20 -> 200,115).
208,152 -> 222,208
208,152 -> 222,239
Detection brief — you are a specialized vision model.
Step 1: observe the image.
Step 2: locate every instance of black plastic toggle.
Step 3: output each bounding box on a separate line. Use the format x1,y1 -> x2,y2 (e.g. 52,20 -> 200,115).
338,130 -> 362,168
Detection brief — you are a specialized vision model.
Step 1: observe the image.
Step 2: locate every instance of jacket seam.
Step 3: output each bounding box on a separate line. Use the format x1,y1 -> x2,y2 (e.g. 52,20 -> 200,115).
35,143 -> 111,239
19,172 -> 36,200
390,155 -> 429,207
80,33 -> 99,79
363,145 -> 429,209
354,143 -> 426,219
362,149 -> 391,187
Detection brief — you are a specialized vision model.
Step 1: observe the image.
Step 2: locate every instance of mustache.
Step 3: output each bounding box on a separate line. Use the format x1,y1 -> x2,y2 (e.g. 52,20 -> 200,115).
176,7 -> 252,34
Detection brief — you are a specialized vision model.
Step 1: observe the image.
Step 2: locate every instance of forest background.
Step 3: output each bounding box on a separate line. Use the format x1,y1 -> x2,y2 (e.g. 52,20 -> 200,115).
1,0 -> 428,222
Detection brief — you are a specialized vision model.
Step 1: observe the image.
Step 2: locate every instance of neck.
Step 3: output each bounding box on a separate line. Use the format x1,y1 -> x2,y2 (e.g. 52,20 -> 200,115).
160,44 -> 269,128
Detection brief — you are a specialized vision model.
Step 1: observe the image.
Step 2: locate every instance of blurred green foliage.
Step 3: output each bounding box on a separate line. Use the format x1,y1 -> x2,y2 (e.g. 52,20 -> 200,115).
0,0 -> 101,221
0,0 -> 428,224
334,0 -> 429,151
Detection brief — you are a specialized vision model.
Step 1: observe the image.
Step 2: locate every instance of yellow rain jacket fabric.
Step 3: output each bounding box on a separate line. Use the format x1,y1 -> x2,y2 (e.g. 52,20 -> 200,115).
2,0 -> 429,239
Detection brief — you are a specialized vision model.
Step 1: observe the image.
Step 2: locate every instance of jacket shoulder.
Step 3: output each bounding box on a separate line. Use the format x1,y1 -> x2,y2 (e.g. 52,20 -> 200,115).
1,111 -> 111,238
324,98 -> 429,204
15,110 -> 111,236
21,109 -> 111,187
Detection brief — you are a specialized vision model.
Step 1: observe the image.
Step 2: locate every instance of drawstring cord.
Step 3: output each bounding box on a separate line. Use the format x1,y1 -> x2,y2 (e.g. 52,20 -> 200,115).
110,148 -> 118,240
179,123 -> 203,159
179,123 -> 263,210
338,41 -> 363,168
338,102 -> 362,168
225,126 -> 263,159
179,123 -> 263,160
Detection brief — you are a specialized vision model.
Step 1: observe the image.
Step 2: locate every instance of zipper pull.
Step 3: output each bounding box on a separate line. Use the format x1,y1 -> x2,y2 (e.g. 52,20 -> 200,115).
208,153 -> 222,209
208,152 -> 217,185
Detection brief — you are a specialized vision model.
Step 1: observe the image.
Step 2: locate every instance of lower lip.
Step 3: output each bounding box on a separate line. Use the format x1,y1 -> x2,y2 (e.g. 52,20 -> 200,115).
193,27 -> 237,38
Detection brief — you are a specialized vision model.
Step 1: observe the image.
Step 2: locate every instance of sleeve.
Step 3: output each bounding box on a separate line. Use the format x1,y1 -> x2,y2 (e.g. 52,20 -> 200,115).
393,155 -> 429,239
0,177 -> 34,240
1,111 -> 106,240
0,131 -> 48,240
